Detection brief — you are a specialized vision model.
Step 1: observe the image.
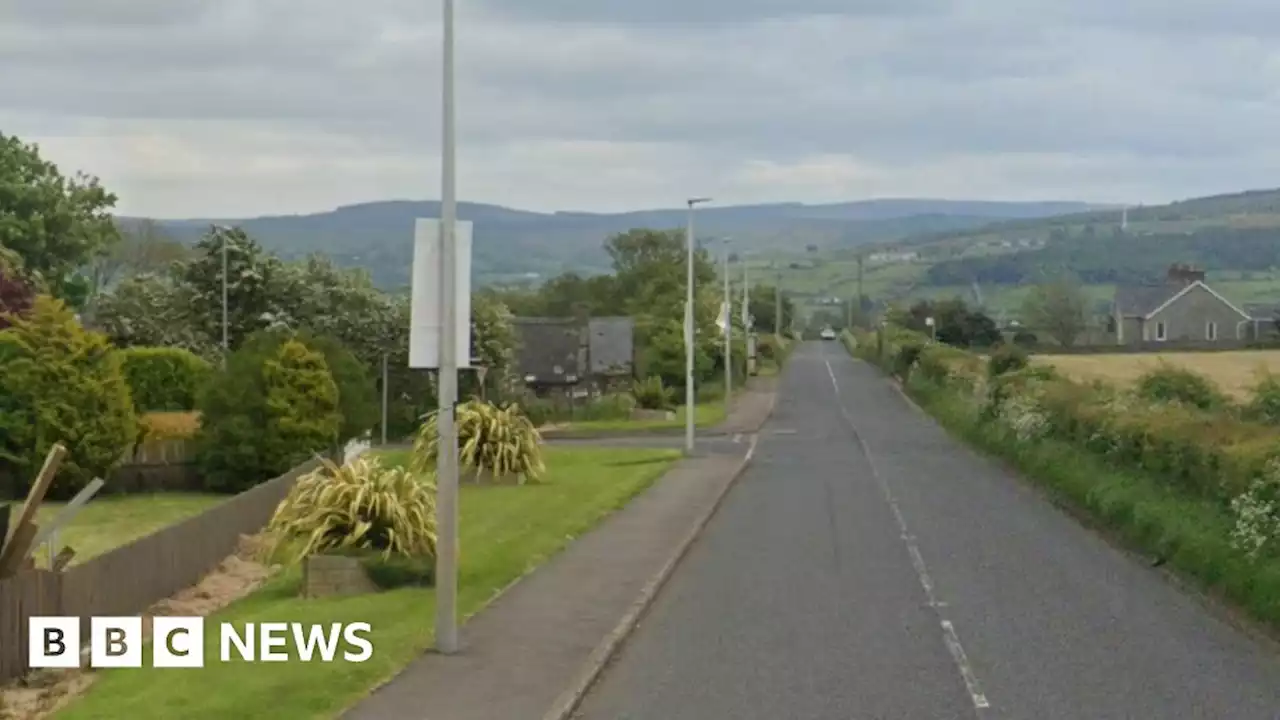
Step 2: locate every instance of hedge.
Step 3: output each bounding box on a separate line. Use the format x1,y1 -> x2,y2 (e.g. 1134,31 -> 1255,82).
847,324 -> 1280,629
119,346 -> 213,412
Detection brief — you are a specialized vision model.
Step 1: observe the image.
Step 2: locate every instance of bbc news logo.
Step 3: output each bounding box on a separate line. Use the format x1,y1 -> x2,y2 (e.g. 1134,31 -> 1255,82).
29,617 -> 373,668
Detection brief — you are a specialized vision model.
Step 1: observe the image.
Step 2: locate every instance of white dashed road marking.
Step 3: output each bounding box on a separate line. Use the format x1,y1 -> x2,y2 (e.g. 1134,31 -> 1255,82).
824,355 -> 991,712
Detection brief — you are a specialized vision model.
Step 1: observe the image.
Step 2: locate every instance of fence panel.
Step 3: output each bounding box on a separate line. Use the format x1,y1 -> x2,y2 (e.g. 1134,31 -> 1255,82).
0,570 -> 62,682
1,456 -> 330,682
59,458 -> 320,632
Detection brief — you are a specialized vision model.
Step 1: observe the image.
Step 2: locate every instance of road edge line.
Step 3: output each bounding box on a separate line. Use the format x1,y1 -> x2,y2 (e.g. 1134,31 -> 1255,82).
541,399 -> 773,720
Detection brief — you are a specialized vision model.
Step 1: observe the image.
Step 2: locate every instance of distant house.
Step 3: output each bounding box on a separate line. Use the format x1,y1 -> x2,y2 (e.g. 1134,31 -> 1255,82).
511,316 -> 635,394
1243,303 -> 1280,341
1111,264 -> 1252,345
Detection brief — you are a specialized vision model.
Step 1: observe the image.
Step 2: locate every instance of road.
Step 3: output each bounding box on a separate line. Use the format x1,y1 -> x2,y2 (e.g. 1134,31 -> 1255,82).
575,342 -> 1280,720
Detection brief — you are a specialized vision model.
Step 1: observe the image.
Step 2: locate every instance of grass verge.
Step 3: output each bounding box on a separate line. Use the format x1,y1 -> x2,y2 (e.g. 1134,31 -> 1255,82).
54,446 -> 681,720
558,402 -> 726,433
906,378 -> 1280,632
31,493 -> 222,566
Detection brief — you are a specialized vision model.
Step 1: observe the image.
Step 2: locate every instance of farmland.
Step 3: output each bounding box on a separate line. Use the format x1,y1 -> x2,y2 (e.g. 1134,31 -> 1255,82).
1034,350 -> 1280,399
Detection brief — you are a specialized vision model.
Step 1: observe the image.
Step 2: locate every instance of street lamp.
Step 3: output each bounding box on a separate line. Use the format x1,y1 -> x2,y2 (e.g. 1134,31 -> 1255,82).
211,224 -> 233,361
721,238 -> 732,409
435,0 -> 461,656
685,197 -> 711,454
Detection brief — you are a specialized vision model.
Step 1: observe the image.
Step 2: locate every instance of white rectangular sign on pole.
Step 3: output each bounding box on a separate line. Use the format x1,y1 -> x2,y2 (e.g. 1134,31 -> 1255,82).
409,218 -> 473,369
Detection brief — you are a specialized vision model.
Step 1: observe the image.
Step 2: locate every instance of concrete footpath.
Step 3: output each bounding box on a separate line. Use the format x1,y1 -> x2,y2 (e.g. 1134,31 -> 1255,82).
340,381 -> 776,720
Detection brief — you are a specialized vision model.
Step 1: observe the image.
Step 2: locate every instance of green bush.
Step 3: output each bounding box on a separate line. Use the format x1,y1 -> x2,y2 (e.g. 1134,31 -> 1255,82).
576,393 -> 636,420
1246,373 -> 1280,425
267,454 -> 436,567
288,330 -> 378,446
988,343 -> 1029,378
1135,364 -> 1228,411
893,343 -> 923,381
414,400 -> 545,483
195,334 -> 341,494
0,296 -> 138,499
633,376 -> 675,410
118,346 -> 213,412
263,339 -> 342,471
1012,329 -> 1038,347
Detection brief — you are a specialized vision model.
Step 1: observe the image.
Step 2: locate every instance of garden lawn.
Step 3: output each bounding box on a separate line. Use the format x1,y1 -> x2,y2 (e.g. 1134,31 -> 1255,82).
565,401 -> 726,432
55,446 -> 681,720
31,493 -> 222,566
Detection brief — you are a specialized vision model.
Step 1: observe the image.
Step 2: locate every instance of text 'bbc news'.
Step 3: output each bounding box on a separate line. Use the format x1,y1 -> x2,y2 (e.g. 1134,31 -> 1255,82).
29,617 -> 374,668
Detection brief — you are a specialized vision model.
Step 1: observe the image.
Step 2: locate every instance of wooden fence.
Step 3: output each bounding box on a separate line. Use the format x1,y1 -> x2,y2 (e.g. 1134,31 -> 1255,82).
0,457 -> 323,682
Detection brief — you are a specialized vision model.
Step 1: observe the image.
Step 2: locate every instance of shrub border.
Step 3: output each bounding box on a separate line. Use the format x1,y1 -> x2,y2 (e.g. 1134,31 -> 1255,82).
845,330 -> 1280,644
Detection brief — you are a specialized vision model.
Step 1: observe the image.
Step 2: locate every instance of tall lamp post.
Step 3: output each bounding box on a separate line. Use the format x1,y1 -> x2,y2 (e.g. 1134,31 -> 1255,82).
721,238 -> 732,409
212,224 -> 233,362
435,0 -> 461,655
685,197 -> 711,454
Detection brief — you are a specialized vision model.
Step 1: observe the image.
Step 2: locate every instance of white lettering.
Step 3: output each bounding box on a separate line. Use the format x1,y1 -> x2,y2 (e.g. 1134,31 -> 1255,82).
291,623 -> 342,661
220,623 -> 254,662
259,622 -> 289,661
342,622 -> 373,662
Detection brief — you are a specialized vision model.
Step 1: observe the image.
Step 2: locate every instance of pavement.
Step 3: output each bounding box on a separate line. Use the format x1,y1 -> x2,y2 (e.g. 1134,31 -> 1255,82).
341,375 -> 776,720
573,341 -> 1280,720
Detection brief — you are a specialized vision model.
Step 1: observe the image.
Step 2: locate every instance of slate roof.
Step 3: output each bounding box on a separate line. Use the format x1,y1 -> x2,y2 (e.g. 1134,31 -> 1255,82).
587,317 -> 634,375
1113,284 -> 1181,317
1244,303 -> 1280,321
512,318 -> 582,384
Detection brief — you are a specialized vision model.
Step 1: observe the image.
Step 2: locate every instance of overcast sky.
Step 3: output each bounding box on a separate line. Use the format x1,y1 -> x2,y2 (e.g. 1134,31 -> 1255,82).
4,0 -> 1280,218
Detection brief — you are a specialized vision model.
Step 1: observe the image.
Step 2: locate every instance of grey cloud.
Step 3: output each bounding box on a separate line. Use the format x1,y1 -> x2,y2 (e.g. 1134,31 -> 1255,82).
472,0 -> 945,24
4,0 -> 1280,216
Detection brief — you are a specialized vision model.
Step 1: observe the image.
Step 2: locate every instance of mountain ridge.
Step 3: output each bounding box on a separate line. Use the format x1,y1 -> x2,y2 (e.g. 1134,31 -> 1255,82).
125,197 -> 1111,288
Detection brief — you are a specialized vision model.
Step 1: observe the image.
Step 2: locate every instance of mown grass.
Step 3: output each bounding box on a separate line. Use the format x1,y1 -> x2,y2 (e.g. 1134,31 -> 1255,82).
55,446 -> 681,720
30,493 -> 223,566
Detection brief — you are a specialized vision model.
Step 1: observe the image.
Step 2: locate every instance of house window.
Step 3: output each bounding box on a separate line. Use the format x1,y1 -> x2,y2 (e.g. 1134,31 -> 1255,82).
1155,321 -> 1167,341
1206,321 -> 1218,341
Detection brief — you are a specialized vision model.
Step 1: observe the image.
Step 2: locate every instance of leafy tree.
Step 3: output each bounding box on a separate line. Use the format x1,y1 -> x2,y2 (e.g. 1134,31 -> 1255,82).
284,330 -> 378,447
85,219 -> 188,310
1022,279 -> 1088,347
0,247 -> 35,329
118,346 -> 213,412
92,273 -> 217,357
0,296 -> 138,499
177,226 -> 292,353
0,132 -> 121,289
195,334 -> 339,493
746,283 -> 796,334
262,339 -> 341,473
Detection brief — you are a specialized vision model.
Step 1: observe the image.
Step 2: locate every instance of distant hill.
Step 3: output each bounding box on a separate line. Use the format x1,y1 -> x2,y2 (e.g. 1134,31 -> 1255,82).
128,198 -> 1107,289
783,187 -> 1280,317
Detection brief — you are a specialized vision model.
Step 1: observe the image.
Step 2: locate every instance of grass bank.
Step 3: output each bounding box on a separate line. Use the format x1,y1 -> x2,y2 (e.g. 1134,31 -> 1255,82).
55,446 -> 681,720
909,383 -> 1280,628
847,332 -> 1280,632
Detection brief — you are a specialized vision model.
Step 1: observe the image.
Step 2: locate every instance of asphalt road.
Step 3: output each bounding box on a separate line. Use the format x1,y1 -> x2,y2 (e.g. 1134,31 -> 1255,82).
574,342 -> 1280,720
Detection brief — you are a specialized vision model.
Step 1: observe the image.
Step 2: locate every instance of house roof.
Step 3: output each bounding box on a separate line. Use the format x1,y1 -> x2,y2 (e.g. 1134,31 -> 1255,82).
587,316 -> 634,375
1244,303 -> 1280,321
1144,280 -> 1250,321
1114,284 -> 1177,317
1114,280 -> 1250,321
512,318 -> 582,383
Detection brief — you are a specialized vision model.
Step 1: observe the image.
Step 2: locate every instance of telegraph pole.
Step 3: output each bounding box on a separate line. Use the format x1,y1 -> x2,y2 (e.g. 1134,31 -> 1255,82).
774,269 -> 782,336
856,253 -> 864,326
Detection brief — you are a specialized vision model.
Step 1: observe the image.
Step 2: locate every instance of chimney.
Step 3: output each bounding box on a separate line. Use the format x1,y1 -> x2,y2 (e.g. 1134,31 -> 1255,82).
1166,263 -> 1204,286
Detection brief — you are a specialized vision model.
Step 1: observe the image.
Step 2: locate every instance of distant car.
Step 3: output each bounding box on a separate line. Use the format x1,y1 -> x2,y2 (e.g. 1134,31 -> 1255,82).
820,328 -> 836,340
